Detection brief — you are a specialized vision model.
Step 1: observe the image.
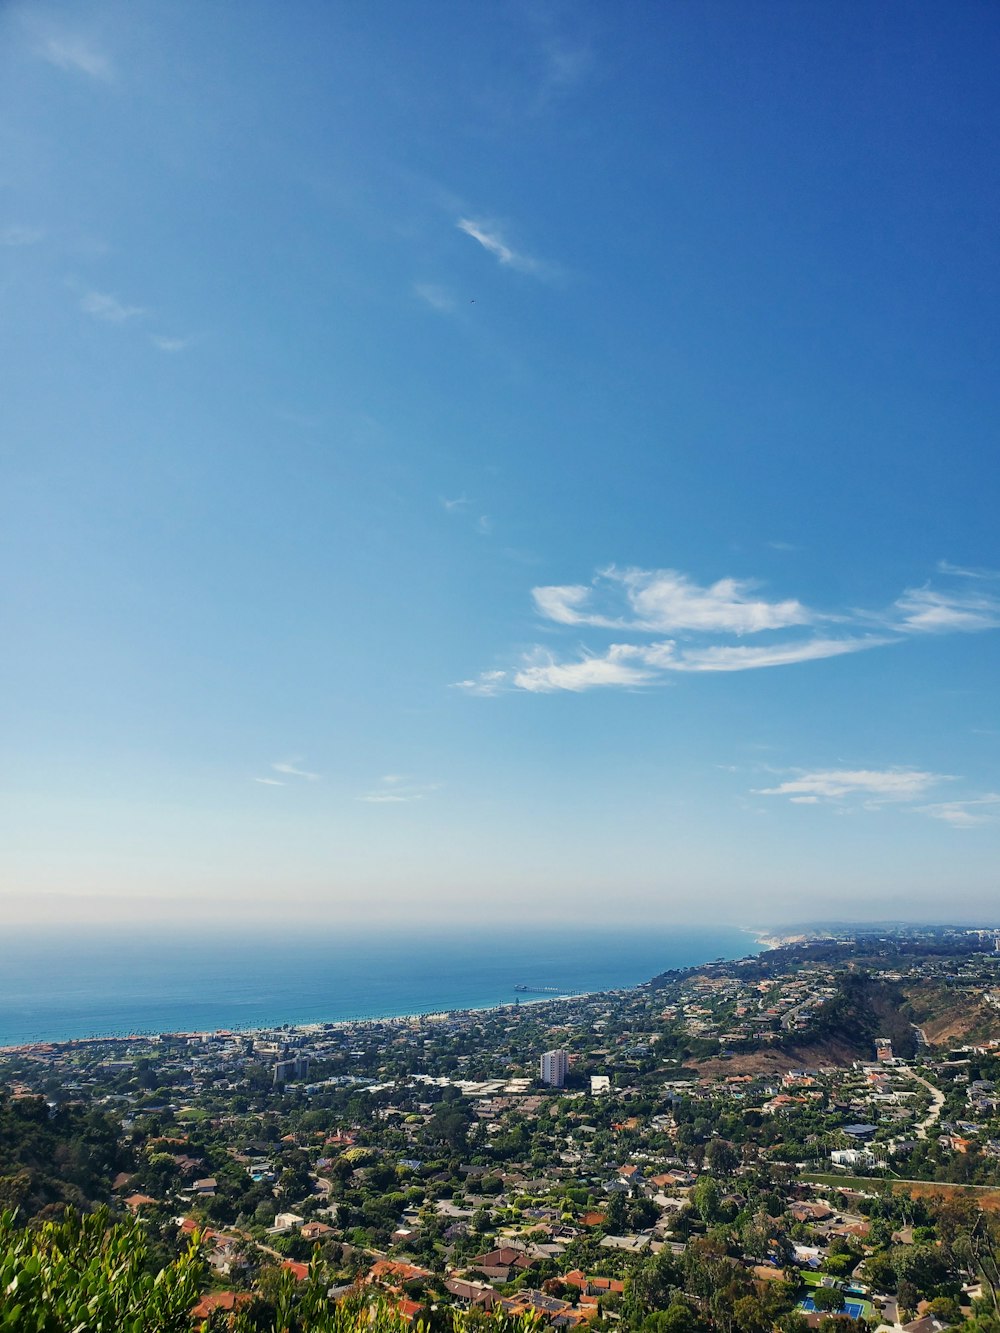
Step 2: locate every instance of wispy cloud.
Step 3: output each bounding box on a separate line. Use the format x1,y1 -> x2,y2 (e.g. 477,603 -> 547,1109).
513,647 -> 656,694
671,636 -> 886,672
755,767 -> 1000,829
541,41 -> 593,98
37,31 -> 113,81
936,560 -> 1000,580
414,282 -> 458,314
272,759 -> 321,781
916,795 -> 1000,828
454,670 -> 508,697
457,218 -> 543,275
458,561 -> 1000,695
534,567 -> 816,634
441,494 -> 492,536
893,586 -> 1000,634
495,635 -> 883,693
358,774 -> 440,804
1,225 -> 44,247
254,777 -> 285,787
756,768 -> 946,803
79,289 -> 146,323
150,334 -> 193,353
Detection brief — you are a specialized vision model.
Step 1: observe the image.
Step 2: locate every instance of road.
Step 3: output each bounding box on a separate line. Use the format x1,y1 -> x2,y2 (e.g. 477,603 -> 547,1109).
905,1066 -> 945,1139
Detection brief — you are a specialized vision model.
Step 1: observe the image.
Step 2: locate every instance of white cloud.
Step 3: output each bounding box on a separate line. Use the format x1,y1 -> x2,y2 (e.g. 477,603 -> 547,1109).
38,32 -> 113,80
453,670 -> 508,696
272,760 -> 321,781
0,225 -> 44,247
151,335 -> 192,353
936,560 -> 1000,580
513,652 -> 654,693
532,584 -> 610,626
468,634 -> 882,695
532,567 -> 815,635
254,777 -> 285,787
916,795 -> 1000,828
670,636 -> 885,673
414,282 -> 457,313
621,568 -> 814,634
756,768 -> 946,803
894,586 -> 1000,634
755,766 -> 1000,827
457,218 -> 541,274
359,775 -> 439,804
442,494 -> 492,536
461,562 -> 1000,698
79,290 -> 146,323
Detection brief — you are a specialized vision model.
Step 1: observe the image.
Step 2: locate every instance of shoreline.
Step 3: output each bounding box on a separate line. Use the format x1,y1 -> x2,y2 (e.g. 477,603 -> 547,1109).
0,932 -> 767,1055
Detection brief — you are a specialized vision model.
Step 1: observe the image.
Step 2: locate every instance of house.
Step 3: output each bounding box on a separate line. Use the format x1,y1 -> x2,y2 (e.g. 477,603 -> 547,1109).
790,1202 -> 833,1223
190,1291 -> 253,1320
444,1279 -> 498,1309
301,1220 -> 335,1242
123,1193 -> 157,1213
830,1149 -> 876,1168
367,1259 -> 432,1288
563,1270 -> 625,1297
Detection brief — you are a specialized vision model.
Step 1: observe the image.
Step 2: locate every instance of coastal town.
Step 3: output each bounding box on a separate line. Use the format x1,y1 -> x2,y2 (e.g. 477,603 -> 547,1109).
3,926 -> 1000,1330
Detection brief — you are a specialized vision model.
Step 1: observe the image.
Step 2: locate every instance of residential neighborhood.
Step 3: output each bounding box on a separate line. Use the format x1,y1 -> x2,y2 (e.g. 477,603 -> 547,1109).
3,927 -> 1000,1330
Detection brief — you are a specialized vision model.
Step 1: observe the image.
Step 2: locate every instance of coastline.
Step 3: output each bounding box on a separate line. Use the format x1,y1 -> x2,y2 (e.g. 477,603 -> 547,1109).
0,990 -> 585,1055
0,926 -> 764,1054
0,927 -> 757,1050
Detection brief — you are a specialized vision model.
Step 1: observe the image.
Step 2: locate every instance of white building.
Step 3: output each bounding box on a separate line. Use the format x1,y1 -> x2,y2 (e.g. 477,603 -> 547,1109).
540,1049 -> 568,1087
830,1148 -> 876,1169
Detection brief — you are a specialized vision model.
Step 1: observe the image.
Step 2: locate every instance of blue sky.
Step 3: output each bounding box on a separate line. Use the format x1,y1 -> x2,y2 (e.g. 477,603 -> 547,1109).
2,1 -> 999,928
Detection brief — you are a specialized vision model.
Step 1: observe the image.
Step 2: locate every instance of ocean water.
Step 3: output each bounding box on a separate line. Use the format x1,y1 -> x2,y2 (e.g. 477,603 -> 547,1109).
0,924 -> 756,1047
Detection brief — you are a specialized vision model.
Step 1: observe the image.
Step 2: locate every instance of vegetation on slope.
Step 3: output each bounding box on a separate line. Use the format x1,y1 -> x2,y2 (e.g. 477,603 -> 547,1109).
0,1093 -> 126,1219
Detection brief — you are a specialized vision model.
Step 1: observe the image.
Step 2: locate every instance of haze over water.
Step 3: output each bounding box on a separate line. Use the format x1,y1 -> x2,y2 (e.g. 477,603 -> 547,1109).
0,925 -> 755,1047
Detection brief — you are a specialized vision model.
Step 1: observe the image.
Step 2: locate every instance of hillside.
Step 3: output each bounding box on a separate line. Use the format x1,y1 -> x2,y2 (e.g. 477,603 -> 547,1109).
0,1093 -> 127,1218
903,980 -> 1000,1048
690,971 -> 917,1077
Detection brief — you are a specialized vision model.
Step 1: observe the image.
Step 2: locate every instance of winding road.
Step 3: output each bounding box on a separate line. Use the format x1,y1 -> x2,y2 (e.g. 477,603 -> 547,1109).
905,1066 -> 945,1139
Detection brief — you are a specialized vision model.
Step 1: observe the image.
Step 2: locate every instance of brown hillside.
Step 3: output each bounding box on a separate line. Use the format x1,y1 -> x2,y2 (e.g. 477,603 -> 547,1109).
691,1036 -> 863,1079
903,983 -> 1000,1048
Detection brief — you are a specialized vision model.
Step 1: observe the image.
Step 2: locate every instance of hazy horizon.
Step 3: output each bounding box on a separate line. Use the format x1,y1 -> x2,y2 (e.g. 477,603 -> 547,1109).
3,3 -> 999,929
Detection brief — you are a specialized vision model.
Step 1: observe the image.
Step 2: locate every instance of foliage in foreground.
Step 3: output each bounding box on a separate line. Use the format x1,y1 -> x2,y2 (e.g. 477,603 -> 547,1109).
0,1208 -> 542,1333
0,1207 -> 203,1331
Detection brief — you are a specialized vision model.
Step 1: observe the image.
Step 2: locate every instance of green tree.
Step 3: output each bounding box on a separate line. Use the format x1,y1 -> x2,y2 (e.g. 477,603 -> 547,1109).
705,1139 -> 739,1178
689,1176 -> 721,1226
0,1206 -> 204,1330
810,1287 -> 844,1313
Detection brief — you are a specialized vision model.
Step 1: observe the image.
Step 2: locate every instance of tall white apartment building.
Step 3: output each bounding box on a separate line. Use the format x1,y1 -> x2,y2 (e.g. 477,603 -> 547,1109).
540,1049 -> 568,1087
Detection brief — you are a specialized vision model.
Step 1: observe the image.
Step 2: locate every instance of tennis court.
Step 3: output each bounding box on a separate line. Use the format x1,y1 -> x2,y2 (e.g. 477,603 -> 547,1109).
800,1296 -> 864,1319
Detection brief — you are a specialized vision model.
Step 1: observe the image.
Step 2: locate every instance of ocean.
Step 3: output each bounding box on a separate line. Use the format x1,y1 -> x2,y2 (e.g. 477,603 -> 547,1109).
0,924 -> 757,1047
